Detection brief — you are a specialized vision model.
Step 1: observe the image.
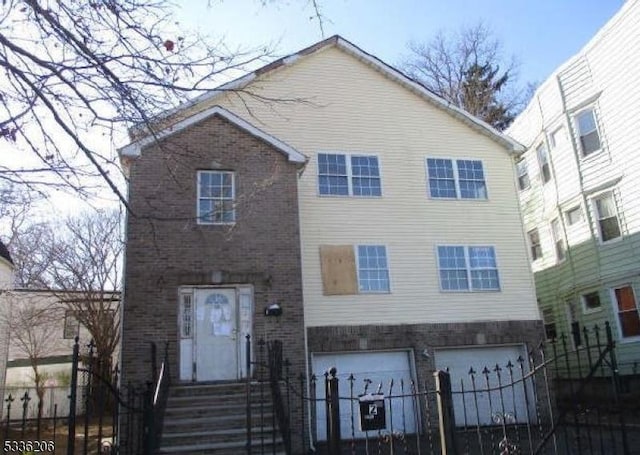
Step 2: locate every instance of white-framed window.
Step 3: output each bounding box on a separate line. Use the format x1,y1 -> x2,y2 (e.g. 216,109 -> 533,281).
574,108 -> 601,156
549,126 -> 565,149
197,170 -> 235,224
565,206 -> 583,226
581,291 -> 601,314
516,160 -> 530,191
437,245 -> 500,291
317,153 -> 381,196
566,300 -> 582,348
592,192 -> 621,242
612,285 -> 640,339
426,158 -> 487,199
63,310 -> 80,339
541,305 -> 557,340
536,143 -> 551,184
180,292 -> 193,339
528,229 -> 542,261
356,245 -> 390,293
550,218 -> 566,262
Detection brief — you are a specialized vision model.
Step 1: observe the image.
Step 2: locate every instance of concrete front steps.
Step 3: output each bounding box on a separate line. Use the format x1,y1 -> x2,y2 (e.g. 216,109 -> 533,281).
159,381 -> 285,455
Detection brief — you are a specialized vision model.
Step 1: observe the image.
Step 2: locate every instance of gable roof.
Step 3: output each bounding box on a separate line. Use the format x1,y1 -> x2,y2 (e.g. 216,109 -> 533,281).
119,105 -> 306,163
127,35 -> 524,155
0,239 -> 13,266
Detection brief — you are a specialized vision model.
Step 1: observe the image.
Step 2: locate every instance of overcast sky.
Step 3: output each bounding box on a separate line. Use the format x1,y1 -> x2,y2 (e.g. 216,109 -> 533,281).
177,0 -> 623,86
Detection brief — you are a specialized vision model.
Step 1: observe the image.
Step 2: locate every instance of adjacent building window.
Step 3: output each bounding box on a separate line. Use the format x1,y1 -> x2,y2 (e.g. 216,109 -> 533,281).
426,158 -> 487,199
581,291 -> 601,313
197,170 -> 235,224
575,108 -> 601,156
317,153 -> 381,196
541,306 -> 557,340
566,300 -> 582,348
356,245 -> 390,293
551,218 -> 566,262
63,310 -> 80,339
593,192 -> 621,242
516,160 -> 530,191
437,246 -> 500,291
528,229 -> 542,261
536,143 -> 551,184
549,127 -> 565,149
613,285 -> 640,338
565,206 -> 583,226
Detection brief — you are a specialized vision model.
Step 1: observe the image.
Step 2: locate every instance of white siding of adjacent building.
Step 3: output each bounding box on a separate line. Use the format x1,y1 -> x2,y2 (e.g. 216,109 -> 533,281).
189,45 -> 540,327
507,0 -> 640,362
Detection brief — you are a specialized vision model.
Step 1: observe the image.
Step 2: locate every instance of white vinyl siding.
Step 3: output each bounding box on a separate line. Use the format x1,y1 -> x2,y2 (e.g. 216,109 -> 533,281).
207,46 -> 537,325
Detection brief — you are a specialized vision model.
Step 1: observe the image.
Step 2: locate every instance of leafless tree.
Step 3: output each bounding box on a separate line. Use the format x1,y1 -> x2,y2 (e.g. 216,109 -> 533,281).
403,22 -> 528,129
3,207 -> 123,379
0,0 -> 313,206
46,209 -> 123,378
0,292 -> 64,416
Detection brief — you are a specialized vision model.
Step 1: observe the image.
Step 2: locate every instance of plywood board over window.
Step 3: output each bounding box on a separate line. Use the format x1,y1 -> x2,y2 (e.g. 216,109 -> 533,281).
319,245 -> 357,295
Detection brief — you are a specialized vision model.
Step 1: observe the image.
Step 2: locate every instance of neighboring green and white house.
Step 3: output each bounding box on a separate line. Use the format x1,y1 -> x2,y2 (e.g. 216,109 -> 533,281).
507,0 -> 640,378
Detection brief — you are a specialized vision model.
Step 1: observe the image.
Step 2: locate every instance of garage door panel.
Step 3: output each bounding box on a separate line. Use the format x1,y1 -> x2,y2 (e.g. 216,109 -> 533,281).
312,351 -> 417,441
435,345 -> 535,426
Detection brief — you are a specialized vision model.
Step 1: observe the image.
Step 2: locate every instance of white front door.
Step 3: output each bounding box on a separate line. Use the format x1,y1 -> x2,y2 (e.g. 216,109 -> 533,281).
195,288 -> 238,381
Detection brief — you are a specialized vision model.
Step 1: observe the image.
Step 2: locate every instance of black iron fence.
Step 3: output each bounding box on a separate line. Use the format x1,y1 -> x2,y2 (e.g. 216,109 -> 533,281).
1,338 -> 169,455
251,322 -> 638,455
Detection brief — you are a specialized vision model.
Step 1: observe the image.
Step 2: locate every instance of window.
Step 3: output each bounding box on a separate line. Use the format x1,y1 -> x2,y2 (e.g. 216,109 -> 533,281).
549,127 -> 565,149
613,286 -> 640,338
575,108 -> 601,156
541,306 -> 557,340
516,160 -> 530,190
426,158 -> 487,199
357,245 -> 390,293
566,300 -> 582,348
63,310 -> 79,339
565,206 -> 583,226
536,143 -> 551,184
197,170 -> 235,224
180,293 -> 193,338
593,192 -> 621,242
317,153 -> 381,196
581,291 -> 601,313
528,229 -> 542,261
437,246 -> 500,291
551,219 -> 566,261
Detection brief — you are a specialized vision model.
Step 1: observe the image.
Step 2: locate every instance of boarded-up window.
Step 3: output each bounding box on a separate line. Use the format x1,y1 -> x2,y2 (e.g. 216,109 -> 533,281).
320,245 -> 357,295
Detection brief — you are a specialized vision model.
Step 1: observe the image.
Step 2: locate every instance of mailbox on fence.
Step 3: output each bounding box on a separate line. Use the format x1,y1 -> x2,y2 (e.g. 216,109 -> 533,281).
359,393 -> 386,431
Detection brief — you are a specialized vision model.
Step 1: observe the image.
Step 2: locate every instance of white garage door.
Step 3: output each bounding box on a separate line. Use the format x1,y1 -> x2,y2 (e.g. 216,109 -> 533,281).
435,345 -> 535,426
312,351 -> 417,440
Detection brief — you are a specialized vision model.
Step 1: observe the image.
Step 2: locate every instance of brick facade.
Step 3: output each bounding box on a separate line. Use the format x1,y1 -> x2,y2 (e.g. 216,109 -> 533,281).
121,114 -> 305,386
